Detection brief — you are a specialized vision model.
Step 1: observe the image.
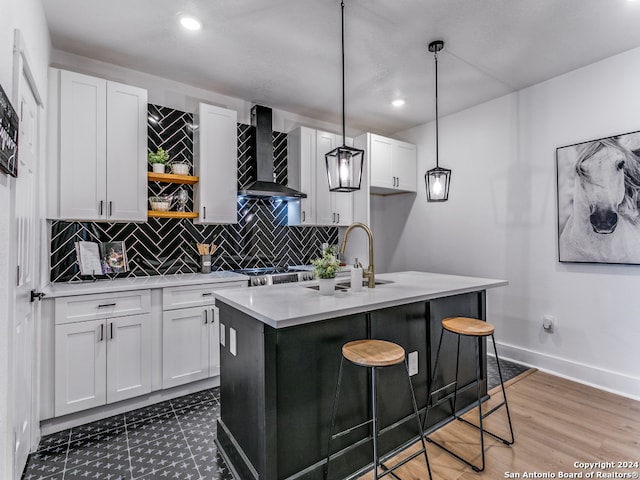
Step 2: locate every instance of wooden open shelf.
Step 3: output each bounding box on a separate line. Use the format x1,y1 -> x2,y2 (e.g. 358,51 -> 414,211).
148,211 -> 199,219
147,172 -> 199,185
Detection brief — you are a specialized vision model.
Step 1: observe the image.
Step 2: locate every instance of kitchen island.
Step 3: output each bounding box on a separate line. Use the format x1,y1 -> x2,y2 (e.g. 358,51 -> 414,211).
213,271 -> 507,480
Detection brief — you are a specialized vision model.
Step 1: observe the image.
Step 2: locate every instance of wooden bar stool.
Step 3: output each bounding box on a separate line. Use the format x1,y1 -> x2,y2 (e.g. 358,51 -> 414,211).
324,339 -> 432,480
423,317 -> 515,472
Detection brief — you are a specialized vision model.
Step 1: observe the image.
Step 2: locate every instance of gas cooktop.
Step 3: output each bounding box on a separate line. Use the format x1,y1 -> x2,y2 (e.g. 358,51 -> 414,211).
232,267 -> 315,287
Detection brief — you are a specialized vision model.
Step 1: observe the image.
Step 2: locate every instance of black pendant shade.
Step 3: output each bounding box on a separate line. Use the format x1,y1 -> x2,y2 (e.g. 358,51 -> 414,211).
325,0 -> 364,192
425,40 -> 451,202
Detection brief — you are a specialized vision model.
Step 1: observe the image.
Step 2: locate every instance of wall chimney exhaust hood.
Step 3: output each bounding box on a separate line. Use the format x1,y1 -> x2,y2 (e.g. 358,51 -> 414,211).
238,105 -> 307,200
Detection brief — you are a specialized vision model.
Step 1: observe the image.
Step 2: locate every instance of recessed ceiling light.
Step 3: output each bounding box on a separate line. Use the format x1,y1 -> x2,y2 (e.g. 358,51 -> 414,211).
180,15 -> 202,31
392,99 -> 405,107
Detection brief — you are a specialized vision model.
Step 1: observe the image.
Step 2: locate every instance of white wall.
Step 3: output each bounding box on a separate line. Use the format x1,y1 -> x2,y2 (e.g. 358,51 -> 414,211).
385,47 -> 640,400
0,0 -> 50,476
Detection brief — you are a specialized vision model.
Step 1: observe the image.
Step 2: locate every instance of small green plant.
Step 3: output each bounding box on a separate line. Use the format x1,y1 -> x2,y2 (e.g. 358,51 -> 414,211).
311,247 -> 341,279
148,147 -> 170,165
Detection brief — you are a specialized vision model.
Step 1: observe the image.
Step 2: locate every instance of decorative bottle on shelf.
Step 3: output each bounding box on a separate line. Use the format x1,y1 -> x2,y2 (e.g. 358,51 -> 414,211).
350,258 -> 363,292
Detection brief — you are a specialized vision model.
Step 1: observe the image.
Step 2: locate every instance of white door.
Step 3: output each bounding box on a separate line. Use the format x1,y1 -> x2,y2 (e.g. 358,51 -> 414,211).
194,103 -> 238,224
12,69 -> 41,476
162,307 -> 209,388
369,134 -> 394,189
333,193 -> 353,226
59,70 -> 107,220
316,131 -> 337,225
394,141 -> 417,192
54,319 -> 107,416
106,313 -> 152,403
105,81 -> 147,221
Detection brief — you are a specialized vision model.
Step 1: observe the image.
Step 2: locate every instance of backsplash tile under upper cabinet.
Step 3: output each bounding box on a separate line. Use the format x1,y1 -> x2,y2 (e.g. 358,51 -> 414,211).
49,104 -> 337,283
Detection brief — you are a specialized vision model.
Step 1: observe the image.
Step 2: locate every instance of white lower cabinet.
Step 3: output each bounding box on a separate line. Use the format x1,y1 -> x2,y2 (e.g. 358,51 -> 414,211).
162,305 -> 220,388
54,313 -> 151,416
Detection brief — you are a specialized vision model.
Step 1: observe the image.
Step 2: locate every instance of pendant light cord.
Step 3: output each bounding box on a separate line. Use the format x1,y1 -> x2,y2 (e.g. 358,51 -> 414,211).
341,0 -> 346,145
434,46 -> 439,168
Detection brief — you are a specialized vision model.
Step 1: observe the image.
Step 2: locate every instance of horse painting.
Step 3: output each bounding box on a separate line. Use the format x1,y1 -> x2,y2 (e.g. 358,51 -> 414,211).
558,135 -> 640,264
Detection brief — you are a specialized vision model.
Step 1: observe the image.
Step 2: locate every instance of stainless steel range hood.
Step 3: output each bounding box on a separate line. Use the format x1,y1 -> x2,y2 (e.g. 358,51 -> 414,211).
238,105 -> 307,200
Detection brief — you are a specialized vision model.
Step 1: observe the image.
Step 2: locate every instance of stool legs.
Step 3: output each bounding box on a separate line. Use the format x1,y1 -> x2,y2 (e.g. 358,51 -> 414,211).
423,330 -> 515,472
325,359 -> 432,480
371,366 -> 379,478
324,357 -> 345,480
402,361 -> 432,480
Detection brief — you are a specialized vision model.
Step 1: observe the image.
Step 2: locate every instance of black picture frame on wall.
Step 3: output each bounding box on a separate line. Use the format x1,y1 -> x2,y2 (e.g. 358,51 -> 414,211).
0,82 -> 19,177
556,130 -> 640,265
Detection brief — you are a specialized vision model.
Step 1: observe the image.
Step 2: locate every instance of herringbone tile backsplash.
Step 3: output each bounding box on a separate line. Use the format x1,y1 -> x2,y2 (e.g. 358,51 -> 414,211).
50,105 -> 337,282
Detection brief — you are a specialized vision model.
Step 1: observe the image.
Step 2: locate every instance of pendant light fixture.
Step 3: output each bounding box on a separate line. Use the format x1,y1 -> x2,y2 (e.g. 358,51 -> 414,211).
425,40 -> 451,202
325,0 -> 364,192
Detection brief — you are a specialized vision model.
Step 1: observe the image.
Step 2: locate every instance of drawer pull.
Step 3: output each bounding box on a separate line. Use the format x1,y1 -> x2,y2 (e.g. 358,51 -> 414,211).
202,292 -> 213,296
98,303 -> 116,308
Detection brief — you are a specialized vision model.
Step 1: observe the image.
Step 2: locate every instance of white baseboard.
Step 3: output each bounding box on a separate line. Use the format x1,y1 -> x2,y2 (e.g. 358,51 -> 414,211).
492,341 -> 640,402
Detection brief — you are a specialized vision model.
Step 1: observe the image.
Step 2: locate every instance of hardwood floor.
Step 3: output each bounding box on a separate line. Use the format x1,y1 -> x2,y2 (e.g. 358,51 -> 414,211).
359,370 -> 640,480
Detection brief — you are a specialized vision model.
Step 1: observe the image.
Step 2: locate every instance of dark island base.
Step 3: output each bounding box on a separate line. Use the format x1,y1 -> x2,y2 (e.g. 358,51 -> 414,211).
216,291 -> 487,480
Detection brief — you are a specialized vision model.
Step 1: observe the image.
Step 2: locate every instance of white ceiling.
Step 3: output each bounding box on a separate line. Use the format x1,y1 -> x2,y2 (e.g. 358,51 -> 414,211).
42,0 -> 640,135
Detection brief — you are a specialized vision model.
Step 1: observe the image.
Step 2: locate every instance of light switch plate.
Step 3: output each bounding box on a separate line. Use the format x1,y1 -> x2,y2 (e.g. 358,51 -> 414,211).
220,323 -> 226,347
408,351 -> 418,376
230,328 -> 237,356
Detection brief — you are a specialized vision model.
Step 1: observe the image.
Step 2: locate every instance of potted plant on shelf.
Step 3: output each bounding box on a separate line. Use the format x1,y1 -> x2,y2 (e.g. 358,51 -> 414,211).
148,147 -> 170,173
311,247 -> 341,295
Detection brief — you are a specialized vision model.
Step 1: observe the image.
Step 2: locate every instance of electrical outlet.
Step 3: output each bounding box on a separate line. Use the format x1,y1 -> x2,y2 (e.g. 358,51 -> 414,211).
220,323 -> 226,347
543,315 -> 555,332
230,328 -> 237,356
408,351 -> 418,376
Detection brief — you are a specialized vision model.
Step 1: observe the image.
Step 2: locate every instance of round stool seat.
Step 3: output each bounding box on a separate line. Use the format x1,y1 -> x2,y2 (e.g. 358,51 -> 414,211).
442,317 -> 495,337
342,339 -> 405,367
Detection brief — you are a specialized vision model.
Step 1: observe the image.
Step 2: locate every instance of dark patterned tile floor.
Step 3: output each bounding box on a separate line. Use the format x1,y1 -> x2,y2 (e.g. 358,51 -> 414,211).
22,387 -> 233,480
487,355 -> 530,390
23,359 -> 529,480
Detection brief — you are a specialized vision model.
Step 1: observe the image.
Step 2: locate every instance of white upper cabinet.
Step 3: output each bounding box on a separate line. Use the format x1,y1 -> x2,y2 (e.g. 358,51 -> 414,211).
287,127 -> 316,225
105,81 -> 148,221
50,69 -> 147,221
363,133 -> 417,194
194,103 -> 238,224
288,126 -> 354,226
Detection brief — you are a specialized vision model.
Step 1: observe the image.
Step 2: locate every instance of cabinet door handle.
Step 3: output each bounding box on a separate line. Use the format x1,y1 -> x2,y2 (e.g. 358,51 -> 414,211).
99,200 -> 104,215
110,322 -> 114,340
99,324 -> 104,342
337,213 -> 340,224
302,210 -> 305,222
108,201 -> 113,217
204,309 -> 208,324
211,308 -> 216,326
203,206 -> 206,220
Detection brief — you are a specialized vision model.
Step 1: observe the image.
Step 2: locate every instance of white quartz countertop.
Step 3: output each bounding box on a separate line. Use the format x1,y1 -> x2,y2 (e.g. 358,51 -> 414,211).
43,271 -> 249,298
213,271 -> 508,329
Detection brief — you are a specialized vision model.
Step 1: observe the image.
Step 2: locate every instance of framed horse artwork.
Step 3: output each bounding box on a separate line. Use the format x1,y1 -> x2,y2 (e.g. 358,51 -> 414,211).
556,130 -> 640,264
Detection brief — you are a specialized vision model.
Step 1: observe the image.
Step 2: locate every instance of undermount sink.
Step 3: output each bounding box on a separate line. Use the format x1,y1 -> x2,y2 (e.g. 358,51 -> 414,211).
306,279 -> 394,291
336,279 -> 394,288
